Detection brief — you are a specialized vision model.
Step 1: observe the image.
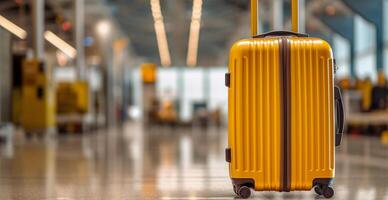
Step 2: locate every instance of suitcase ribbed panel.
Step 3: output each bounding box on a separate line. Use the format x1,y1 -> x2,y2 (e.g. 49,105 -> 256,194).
288,38 -> 335,190
228,39 -> 282,191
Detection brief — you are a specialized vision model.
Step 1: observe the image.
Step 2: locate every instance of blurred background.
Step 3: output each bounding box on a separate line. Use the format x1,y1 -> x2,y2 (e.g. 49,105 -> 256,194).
0,0 -> 387,199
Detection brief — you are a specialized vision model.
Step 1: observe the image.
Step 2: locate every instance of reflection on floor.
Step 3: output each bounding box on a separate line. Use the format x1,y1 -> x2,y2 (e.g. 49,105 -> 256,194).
0,122 -> 388,199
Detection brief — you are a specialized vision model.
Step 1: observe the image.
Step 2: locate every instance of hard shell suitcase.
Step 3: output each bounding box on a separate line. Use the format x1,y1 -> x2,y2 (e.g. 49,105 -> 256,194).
225,0 -> 345,198
21,59 -> 56,134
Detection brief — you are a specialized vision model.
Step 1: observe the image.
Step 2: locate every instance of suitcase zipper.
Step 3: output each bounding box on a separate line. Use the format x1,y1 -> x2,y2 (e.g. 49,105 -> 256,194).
280,38 -> 291,192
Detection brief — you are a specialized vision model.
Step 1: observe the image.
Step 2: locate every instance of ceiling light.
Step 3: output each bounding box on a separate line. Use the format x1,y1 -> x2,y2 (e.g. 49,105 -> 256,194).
0,15 -> 27,39
186,0 -> 203,67
44,31 -> 77,58
151,0 -> 171,67
96,20 -> 111,38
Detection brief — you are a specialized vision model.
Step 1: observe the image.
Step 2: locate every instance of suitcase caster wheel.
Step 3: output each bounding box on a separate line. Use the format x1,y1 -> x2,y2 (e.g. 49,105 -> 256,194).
237,186 -> 252,199
322,186 -> 334,198
314,185 -> 322,195
233,185 -> 238,195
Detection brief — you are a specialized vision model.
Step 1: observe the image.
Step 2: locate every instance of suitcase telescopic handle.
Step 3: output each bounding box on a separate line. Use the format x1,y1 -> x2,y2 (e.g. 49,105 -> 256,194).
251,0 -> 300,36
334,86 -> 344,147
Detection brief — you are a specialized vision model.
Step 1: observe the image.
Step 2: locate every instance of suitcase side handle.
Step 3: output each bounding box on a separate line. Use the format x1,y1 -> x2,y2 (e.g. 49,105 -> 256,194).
254,31 -> 308,38
335,86 -> 345,146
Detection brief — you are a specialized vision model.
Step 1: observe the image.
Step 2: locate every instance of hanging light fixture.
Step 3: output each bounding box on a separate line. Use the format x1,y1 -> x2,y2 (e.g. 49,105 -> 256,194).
150,0 -> 171,67
186,0 -> 203,67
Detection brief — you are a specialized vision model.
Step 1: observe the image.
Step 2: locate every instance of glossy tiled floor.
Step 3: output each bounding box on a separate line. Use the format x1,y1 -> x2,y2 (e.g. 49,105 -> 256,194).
0,122 -> 388,199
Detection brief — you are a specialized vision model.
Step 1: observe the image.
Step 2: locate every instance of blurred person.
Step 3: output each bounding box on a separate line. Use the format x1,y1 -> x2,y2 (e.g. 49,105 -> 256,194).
371,71 -> 388,111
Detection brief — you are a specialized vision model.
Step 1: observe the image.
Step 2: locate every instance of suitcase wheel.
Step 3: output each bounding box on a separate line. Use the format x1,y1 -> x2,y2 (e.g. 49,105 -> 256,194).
322,186 -> 334,198
233,185 -> 238,195
314,186 -> 322,195
237,186 -> 252,199
315,184 -> 334,198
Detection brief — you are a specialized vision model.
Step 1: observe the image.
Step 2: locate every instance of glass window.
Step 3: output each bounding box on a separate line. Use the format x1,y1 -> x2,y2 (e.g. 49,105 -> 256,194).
138,67 -> 229,121
157,68 -> 178,101
355,15 -> 377,81
333,34 -> 351,78
132,68 -> 142,115
383,0 -> 388,75
208,68 -> 228,117
182,68 -> 205,121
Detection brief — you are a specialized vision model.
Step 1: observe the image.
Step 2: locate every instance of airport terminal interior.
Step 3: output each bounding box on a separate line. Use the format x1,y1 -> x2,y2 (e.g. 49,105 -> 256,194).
0,0 -> 388,199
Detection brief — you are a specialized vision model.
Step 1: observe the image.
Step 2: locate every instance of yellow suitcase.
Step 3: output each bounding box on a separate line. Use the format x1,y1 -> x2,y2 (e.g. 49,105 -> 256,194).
21,59 -> 56,134
225,0 -> 344,198
56,81 -> 89,114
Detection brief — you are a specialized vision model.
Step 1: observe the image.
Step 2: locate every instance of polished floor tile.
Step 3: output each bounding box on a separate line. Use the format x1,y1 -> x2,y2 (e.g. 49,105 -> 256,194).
0,122 -> 388,199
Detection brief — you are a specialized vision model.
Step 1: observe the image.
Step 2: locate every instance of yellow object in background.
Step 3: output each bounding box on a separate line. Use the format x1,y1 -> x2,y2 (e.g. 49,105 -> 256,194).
73,81 -> 89,113
377,71 -> 386,86
12,89 -> 22,125
360,79 -> 372,111
141,63 -> 157,84
56,81 -> 89,114
157,101 -> 177,123
382,131 -> 388,145
20,59 -> 56,132
337,78 -> 351,90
